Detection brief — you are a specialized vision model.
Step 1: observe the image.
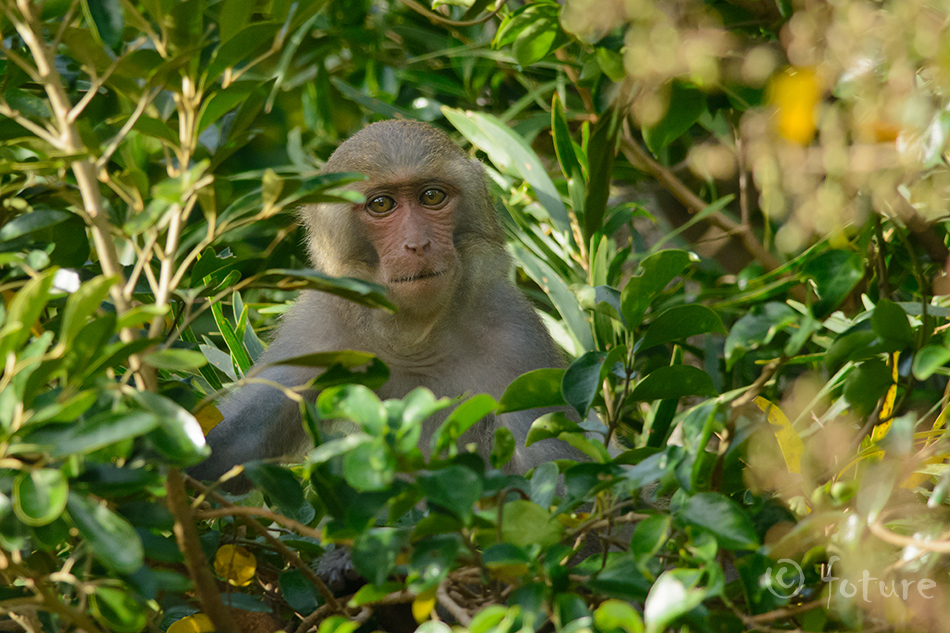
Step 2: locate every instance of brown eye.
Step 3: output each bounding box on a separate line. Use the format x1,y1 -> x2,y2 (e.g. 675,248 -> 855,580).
420,188 -> 446,206
367,195 -> 396,215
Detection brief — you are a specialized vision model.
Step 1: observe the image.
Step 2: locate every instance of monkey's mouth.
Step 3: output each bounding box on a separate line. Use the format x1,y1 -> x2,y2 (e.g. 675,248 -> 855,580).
390,269 -> 446,284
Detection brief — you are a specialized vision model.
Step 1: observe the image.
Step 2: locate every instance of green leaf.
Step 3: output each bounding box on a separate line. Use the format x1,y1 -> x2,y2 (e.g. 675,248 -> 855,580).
197,83 -> 256,133
255,268 -> 393,311
515,246 -> 595,352
133,391 -> 210,465
510,5 -> 559,66
913,344 -> 950,380
308,434 -> 370,465
244,462 -> 307,519
584,110 -> 621,240
316,616 -> 361,633
595,48 -> 626,81
498,368 -> 566,413
642,82 -> 707,154
351,528 -> 409,587
20,411 -> 161,459
481,543 -> 531,575
871,299 -> 914,352
131,116 -> 179,147
724,302 -> 798,369
491,426 -> 516,469
620,250 -> 693,328
825,328 -> 879,371
805,250 -> 863,319
630,515 -> 671,566
343,439 -> 395,491
142,349 -> 208,371
318,385 -> 387,435
631,366 -> 717,401
91,586 -> 146,633
525,412 -> 583,446
418,466 -> 482,524
83,0 -> 124,50
58,276 -> 118,349
0,270 -> 55,358
206,23 -> 281,83
675,492 -> 759,550
552,95 -> 589,237
843,358 -> 892,416
529,461 -> 558,509
562,350 -> 607,418
637,304 -> 726,351
443,108 -> 571,232
350,581 -> 405,606
432,394 -> 498,457
594,599 -> 645,633
218,0 -> 255,43
501,499 -> 564,549
643,569 -> 708,633
12,469 -> 68,527
0,209 -> 71,242
66,493 -> 143,573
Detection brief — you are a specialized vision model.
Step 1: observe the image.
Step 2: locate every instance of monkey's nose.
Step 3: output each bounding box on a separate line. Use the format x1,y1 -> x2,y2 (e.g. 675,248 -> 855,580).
404,239 -> 431,255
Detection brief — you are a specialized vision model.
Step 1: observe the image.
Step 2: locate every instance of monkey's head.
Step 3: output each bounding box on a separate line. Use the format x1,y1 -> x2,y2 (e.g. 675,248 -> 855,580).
301,120 -> 508,319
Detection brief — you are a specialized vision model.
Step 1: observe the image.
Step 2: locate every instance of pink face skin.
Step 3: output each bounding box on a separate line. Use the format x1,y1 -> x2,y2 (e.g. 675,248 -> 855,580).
357,175 -> 460,312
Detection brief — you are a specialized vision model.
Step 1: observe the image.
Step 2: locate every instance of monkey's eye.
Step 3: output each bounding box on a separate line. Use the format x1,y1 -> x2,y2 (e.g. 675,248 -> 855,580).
420,188 -> 446,206
367,195 -> 396,215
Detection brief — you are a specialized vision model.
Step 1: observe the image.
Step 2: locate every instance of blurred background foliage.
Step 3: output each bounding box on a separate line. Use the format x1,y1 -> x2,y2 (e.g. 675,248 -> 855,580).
2,0 -> 950,631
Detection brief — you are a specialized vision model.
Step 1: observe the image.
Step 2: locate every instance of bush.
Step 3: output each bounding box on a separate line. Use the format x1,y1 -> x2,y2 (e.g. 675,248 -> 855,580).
1,0 -> 949,632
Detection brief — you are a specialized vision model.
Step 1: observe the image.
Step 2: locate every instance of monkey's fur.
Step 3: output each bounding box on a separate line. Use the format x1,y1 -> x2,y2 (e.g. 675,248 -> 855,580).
190,120 -> 579,489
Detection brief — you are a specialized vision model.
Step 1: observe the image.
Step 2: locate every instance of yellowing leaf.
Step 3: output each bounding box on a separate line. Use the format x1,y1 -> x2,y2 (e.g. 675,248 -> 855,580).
901,454 -> 948,490
167,614 -> 215,633
754,396 -> 804,474
875,352 -> 900,437
486,563 -> 529,580
934,406 -> 947,431
556,511 -> 590,529
412,586 -> 437,623
195,404 -> 224,434
214,544 -> 256,586
769,67 -> 820,145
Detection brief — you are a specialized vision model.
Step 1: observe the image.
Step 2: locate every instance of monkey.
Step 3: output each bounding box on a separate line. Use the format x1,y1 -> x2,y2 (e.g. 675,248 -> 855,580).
189,119 -> 582,491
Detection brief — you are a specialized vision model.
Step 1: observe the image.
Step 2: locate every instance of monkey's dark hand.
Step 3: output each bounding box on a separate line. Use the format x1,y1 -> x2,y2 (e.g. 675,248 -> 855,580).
314,546 -> 361,594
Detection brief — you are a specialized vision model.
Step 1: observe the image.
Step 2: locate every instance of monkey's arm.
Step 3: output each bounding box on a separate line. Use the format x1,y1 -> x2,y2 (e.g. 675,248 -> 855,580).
188,292 -> 334,487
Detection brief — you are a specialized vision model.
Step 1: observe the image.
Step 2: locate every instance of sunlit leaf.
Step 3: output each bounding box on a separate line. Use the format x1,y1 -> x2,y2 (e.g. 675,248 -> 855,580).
753,396 -> 804,474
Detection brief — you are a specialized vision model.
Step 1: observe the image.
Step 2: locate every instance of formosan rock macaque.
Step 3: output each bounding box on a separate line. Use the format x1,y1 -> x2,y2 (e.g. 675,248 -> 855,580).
190,119 -> 580,489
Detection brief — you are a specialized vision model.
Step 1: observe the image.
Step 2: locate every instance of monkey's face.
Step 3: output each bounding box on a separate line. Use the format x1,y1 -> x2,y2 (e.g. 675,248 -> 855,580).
356,175 -> 461,314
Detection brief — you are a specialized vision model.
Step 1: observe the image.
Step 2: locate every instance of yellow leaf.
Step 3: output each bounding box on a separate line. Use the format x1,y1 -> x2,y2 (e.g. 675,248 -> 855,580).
754,396 -> 804,474
875,352 -> 900,437
195,404 -> 224,434
214,544 -> 256,587
901,455 -> 947,490
167,614 -> 215,633
934,406 -> 947,431
769,67 -> 821,145
556,511 -> 590,529
411,586 -> 437,623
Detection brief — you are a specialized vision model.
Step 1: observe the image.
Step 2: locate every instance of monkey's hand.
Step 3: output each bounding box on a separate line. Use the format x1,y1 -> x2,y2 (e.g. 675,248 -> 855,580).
313,546 -> 360,594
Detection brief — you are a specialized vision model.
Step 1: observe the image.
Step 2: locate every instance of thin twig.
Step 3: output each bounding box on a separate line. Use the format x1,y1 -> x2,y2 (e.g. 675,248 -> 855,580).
437,583 -> 472,626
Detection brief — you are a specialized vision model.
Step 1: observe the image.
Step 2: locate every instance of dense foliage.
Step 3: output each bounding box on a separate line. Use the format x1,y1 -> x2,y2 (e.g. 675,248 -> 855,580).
2,0 -> 950,631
